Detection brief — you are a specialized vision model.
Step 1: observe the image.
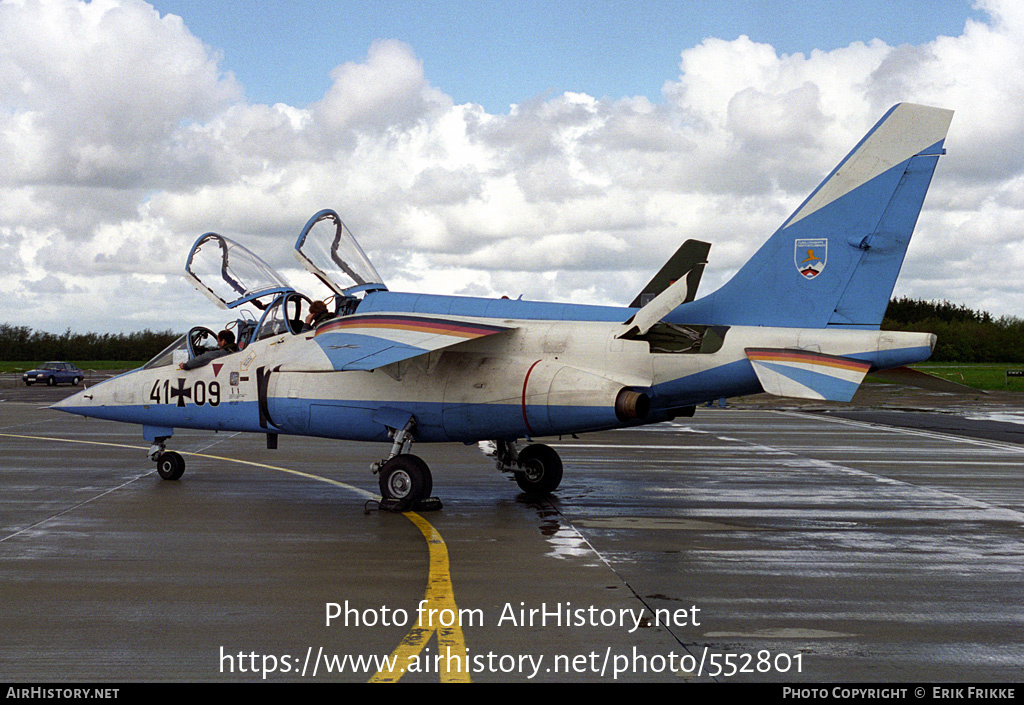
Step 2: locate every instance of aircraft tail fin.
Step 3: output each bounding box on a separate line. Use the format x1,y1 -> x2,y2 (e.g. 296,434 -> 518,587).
670,103 -> 953,329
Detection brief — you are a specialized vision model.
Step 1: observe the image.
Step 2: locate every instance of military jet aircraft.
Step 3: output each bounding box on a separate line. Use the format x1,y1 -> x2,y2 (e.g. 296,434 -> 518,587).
54,103 -> 954,509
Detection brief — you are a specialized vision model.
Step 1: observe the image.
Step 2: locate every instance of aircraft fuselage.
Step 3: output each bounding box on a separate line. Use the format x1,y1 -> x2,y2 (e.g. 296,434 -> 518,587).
56,303 -> 934,444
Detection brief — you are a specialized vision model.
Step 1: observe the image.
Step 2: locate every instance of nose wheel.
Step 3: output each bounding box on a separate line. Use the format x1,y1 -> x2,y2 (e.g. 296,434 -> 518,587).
155,451 -> 185,481
149,436 -> 185,481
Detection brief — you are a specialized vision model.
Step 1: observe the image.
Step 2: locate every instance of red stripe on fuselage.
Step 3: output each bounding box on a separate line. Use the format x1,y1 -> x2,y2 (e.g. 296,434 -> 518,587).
521,359 -> 542,438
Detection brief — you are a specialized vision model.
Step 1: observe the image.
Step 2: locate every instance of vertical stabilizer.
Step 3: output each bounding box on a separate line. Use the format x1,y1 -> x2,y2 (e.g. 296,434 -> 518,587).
670,104 -> 953,329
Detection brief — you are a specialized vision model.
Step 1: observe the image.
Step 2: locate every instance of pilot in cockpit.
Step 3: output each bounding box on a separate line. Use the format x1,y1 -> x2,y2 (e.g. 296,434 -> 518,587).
179,329 -> 239,370
303,300 -> 333,330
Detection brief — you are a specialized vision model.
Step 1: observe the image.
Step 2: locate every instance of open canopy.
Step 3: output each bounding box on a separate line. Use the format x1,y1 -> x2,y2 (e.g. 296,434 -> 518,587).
185,233 -> 295,309
293,209 -> 387,297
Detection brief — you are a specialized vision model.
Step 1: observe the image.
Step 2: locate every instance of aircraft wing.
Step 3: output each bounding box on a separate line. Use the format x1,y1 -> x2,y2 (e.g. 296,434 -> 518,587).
293,313 -> 513,371
745,348 -> 872,402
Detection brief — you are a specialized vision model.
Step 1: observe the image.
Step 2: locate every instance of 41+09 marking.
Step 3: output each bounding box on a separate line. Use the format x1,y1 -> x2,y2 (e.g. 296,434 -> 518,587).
150,379 -> 222,407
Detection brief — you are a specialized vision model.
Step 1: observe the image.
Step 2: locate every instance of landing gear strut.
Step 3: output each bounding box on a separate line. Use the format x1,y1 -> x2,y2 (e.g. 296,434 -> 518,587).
371,417 -> 440,511
149,437 -> 185,481
488,439 -> 564,496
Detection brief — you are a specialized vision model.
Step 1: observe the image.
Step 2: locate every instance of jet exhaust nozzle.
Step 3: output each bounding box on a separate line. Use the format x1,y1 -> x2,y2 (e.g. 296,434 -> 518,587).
615,388 -> 650,422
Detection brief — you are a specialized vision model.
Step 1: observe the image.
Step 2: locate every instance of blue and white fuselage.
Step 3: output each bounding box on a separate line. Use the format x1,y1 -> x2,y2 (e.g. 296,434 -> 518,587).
55,302 -> 934,443
53,103 -> 953,504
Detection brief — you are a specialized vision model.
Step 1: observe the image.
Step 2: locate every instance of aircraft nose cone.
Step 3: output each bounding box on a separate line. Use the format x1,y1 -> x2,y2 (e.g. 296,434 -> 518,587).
51,387 -> 94,413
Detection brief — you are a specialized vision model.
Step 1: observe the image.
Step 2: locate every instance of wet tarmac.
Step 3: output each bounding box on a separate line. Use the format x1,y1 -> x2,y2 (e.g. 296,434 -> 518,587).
2,383 -> 1022,682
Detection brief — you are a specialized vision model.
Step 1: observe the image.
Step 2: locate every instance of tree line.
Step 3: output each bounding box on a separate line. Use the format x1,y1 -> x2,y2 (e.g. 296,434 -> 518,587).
1,296 -> 1022,363
0,324 -> 179,362
882,297 -> 1024,362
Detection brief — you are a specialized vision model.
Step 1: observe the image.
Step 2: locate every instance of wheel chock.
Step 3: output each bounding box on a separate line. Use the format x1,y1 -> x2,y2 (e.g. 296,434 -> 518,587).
364,497 -> 443,514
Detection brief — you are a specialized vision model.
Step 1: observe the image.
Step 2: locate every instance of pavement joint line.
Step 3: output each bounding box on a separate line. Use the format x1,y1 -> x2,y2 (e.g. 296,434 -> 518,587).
0,415 -> 66,432
541,497 -> 715,682
0,470 -> 151,544
0,431 -> 244,543
0,430 -> 464,683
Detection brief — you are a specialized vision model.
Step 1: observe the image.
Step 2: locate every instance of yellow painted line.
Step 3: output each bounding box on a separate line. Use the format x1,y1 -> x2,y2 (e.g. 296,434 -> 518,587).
369,511 -> 470,683
0,433 -> 151,452
2,432 -> 469,683
0,432 -> 371,499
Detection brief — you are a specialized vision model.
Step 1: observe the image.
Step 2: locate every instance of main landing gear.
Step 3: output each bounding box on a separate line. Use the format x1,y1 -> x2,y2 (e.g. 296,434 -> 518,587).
488,439 -> 564,496
370,422 -> 564,511
371,418 -> 441,512
149,437 -> 185,481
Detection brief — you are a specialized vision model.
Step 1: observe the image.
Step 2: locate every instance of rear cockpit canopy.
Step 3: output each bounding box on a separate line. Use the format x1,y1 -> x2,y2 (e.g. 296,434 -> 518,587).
294,209 -> 387,297
185,233 -> 295,310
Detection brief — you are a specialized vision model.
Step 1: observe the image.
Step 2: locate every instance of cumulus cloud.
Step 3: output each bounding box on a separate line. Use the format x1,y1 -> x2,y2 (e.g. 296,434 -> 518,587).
0,0 -> 242,188
2,0 -> 1024,335
314,39 -> 451,135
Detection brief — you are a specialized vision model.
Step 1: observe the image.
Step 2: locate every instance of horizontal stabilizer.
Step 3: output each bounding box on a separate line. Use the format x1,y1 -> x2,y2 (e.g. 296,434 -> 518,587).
289,313 -> 512,371
746,348 -> 872,402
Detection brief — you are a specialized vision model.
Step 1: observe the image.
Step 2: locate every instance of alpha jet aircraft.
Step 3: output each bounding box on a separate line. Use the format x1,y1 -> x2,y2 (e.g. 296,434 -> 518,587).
54,103 -> 953,508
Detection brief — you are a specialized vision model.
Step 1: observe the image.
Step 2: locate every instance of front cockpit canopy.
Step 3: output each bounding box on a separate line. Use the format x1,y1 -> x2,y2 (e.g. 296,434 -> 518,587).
185,233 -> 295,310
177,210 -> 382,357
294,209 -> 387,297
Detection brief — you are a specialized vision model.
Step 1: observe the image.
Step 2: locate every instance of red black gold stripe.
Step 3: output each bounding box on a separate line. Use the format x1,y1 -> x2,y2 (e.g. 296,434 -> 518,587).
745,348 -> 872,373
315,314 -> 507,339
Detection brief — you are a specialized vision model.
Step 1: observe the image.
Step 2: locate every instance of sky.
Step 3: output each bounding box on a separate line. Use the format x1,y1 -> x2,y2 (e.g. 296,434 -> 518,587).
2,0 -> 1022,336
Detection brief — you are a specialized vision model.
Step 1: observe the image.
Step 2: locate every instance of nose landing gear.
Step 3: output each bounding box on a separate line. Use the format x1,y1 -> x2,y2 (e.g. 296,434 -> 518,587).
149,437 -> 185,481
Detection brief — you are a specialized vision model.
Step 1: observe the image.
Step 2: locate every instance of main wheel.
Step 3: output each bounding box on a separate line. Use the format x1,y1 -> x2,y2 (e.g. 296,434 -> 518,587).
156,451 -> 185,481
72,376 -> 81,386
46,376 -> 56,386
514,443 -> 563,495
378,454 -> 432,502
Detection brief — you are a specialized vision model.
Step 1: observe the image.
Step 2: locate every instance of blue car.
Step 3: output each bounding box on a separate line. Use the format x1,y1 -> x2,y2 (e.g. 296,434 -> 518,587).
23,362 -> 84,386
